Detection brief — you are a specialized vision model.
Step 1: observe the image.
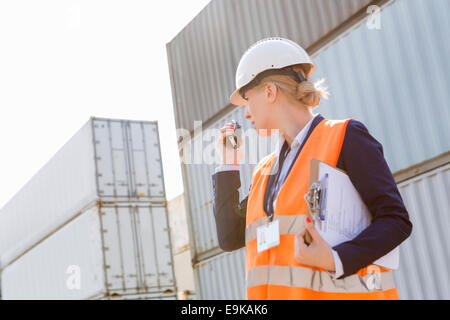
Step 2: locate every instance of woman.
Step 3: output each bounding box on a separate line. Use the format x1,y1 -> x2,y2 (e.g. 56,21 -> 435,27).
212,37 -> 412,300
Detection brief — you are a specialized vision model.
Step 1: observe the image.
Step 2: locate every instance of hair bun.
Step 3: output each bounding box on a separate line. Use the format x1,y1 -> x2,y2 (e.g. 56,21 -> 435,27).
296,81 -> 321,107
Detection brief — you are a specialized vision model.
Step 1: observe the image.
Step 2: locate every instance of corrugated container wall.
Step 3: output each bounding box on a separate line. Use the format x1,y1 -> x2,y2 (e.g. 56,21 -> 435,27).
182,0 -> 450,262
0,118 -> 165,270
194,249 -> 246,300
174,0 -> 450,299
394,162 -> 450,300
311,0 -> 450,172
167,0 -> 375,133
1,203 -> 176,299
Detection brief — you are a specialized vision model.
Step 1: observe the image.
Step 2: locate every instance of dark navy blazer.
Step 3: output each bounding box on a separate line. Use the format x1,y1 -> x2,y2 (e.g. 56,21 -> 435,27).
211,114 -> 413,279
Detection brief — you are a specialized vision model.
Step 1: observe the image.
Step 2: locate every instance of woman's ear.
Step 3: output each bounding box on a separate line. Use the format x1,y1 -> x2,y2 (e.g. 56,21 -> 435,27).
264,82 -> 278,104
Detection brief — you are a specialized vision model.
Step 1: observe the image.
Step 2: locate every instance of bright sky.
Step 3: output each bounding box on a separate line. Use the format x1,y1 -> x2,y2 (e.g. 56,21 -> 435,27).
0,0 -> 211,208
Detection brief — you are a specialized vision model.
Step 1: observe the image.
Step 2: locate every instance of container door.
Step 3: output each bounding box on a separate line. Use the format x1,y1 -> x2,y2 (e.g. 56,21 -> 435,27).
92,119 -> 131,198
127,122 -> 165,199
100,204 -> 175,296
136,205 -> 175,292
93,119 -> 165,200
100,205 -> 139,294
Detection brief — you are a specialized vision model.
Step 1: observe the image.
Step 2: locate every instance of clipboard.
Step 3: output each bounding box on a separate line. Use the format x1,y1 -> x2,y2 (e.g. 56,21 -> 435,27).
304,158 -> 400,270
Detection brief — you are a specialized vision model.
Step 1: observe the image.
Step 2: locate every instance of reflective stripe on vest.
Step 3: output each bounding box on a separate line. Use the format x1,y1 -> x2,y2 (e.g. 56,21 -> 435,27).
245,118 -> 399,300
245,214 -> 306,245
247,265 -> 396,293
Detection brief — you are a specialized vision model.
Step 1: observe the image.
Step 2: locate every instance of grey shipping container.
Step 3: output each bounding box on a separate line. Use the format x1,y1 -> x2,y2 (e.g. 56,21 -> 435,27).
394,154 -> 450,299
311,0 -> 450,172
174,0 -> 450,299
178,0 -> 449,286
194,249 -> 246,300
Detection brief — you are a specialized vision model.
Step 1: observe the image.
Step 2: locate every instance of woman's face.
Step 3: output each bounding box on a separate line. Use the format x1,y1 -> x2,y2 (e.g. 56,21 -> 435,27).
244,84 -> 277,136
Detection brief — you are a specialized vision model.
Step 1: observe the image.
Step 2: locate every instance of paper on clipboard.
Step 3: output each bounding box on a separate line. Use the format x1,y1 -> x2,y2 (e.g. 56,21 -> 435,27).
308,158 -> 399,270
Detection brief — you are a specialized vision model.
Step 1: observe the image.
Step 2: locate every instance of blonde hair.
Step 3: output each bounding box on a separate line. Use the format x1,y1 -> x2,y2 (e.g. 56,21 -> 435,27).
257,65 -> 330,108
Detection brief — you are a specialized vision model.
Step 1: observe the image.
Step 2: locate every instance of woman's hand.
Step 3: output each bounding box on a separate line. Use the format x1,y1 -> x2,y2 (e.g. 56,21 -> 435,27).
294,216 -> 336,272
216,122 -> 245,166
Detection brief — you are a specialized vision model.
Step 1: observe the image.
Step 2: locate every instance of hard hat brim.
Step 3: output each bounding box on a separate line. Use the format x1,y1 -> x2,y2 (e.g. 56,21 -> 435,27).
230,89 -> 248,106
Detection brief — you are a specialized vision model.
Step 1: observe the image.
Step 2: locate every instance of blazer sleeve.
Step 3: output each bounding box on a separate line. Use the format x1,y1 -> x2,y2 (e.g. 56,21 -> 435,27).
333,120 -> 413,278
212,170 -> 248,251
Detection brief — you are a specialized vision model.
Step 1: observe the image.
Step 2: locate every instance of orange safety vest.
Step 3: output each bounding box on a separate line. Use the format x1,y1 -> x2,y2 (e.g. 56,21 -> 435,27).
245,117 -> 399,300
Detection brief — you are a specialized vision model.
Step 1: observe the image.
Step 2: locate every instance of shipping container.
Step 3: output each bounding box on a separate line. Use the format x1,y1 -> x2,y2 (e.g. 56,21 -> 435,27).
0,117 -> 165,270
175,0 -> 450,300
179,0 -> 450,262
194,249 -> 246,300
172,249 -> 196,300
167,193 -> 196,298
311,0 -> 450,172
167,193 -> 190,255
0,202 -> 176,300
394,155 -> 450,299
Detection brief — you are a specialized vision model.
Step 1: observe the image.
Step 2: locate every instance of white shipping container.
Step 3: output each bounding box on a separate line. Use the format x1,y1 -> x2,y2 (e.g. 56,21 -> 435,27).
0,202 -> 176,300
0,118 -> 165,269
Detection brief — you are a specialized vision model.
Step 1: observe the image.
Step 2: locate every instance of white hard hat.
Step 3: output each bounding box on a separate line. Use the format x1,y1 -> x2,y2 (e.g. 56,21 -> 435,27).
230,37 -> 316,106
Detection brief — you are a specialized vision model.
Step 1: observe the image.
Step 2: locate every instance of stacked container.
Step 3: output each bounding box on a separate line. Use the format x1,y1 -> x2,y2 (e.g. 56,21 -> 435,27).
0,118 -> 176,300
168,0 -> 450,299
166,0 -> 384,300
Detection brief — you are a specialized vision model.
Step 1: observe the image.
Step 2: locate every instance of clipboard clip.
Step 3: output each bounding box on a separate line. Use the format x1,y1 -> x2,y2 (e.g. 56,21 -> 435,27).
304,173 -> 328,221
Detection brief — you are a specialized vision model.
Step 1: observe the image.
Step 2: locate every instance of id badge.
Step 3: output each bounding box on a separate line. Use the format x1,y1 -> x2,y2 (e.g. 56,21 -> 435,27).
256,219 -> 280,253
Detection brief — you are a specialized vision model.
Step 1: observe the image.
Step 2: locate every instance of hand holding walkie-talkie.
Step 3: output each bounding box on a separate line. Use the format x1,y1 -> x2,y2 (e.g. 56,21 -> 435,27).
216,120 -> 245,166
224,120 -> 242,150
